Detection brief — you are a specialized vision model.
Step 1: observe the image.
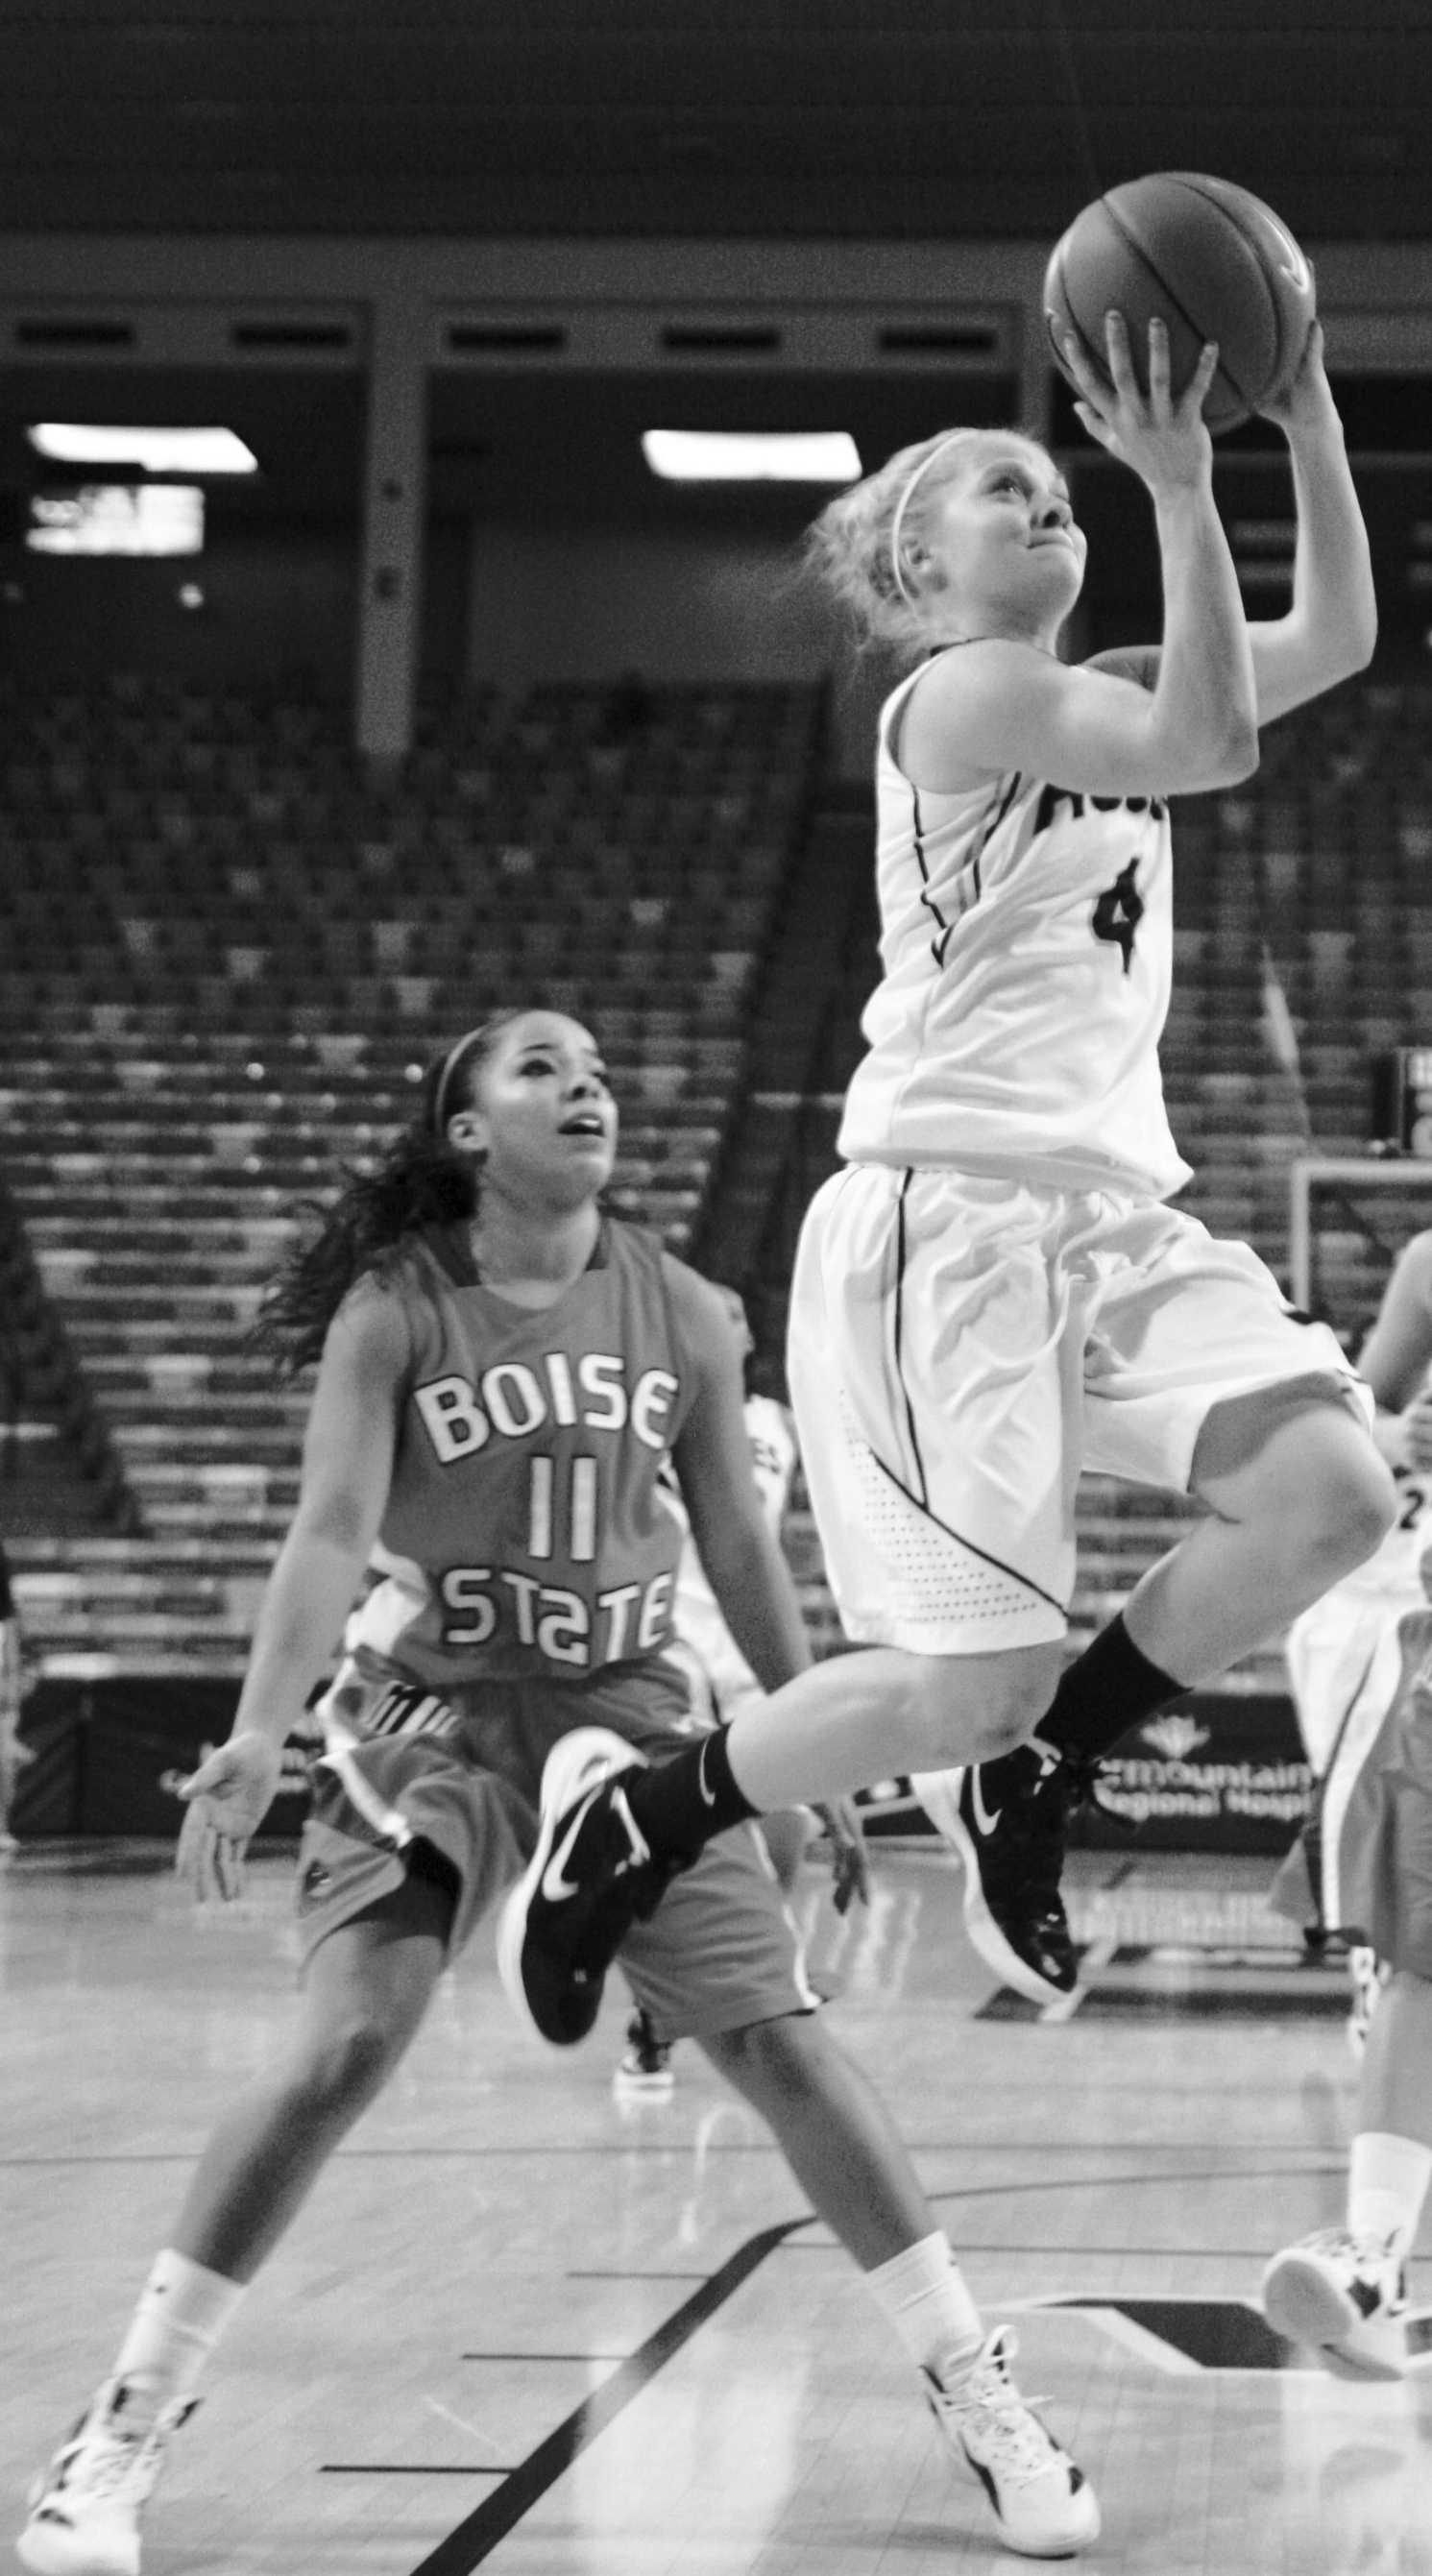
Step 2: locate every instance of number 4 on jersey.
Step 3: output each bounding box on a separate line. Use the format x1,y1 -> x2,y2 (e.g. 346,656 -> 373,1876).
1092,858 -> 1144,973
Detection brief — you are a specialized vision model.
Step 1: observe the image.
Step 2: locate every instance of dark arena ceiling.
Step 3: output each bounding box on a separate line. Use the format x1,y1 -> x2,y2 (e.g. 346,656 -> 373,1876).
8,2 -> 1432,243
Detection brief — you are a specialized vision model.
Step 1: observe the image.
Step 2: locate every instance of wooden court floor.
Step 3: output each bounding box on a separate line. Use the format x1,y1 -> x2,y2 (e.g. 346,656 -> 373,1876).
5,1835 -> 1432,2575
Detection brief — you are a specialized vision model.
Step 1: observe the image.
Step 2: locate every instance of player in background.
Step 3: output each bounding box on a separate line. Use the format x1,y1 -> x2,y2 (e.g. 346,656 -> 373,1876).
501,315 -> 1396,2041
618,1283 -> 867,2098
18,1011 -> 1098,2575
1262,1228 -> 1432,2376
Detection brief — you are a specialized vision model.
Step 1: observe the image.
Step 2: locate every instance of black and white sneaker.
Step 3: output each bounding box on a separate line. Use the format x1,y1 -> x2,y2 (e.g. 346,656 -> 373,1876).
1261,2228 -> 1410,2380
912,1743 -> 1084,2006
18,2377 -> 198,2575
498,1728 -> 681,2047
927,2327 -> 1100,2558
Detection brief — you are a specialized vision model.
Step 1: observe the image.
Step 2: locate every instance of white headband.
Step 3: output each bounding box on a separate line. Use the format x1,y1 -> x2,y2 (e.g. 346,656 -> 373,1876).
432,1027 -> 487,1136
888,431 -> 970,606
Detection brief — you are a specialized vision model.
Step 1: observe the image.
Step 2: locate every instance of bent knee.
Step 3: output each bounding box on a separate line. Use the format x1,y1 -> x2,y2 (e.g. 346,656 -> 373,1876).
1294,1448 -> 1397,1579
702,2008 -> 815,2106
900,1644 -> 1061,1770
289,2009 -> 409,2115
712,2011 -> 805,2079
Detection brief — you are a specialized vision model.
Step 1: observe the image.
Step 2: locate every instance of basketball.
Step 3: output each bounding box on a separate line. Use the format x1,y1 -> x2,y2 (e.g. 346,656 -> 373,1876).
1044,172 -> 1316,434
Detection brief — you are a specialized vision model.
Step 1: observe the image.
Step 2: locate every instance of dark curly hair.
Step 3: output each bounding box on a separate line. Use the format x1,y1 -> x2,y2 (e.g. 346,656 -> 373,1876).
254,1011 -> 528,1374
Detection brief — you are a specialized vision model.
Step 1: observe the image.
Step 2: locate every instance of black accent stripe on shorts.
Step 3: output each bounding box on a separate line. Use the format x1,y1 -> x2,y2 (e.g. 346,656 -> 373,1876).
404,2222 -> 808,2575
868,1447 -> 1067,1617
892,1170 -> 928,1512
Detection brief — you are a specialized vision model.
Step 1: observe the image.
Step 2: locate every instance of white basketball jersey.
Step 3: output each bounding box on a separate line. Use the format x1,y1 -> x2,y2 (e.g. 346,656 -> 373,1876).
837,654 -> 1193,1199
662,1395 -> 797,1710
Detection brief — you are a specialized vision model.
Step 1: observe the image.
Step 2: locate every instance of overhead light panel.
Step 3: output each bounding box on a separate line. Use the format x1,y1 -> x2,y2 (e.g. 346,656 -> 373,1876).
28,485 -> 205,556
643,429 -> 860,484
28,424 -> 257,474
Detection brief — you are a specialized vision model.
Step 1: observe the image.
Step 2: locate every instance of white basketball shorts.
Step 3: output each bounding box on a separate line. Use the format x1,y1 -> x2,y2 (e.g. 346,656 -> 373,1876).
788,1164 -> 1369,1655
1287,1575 -> 1428,1778
1273,1603 -> 1432,1980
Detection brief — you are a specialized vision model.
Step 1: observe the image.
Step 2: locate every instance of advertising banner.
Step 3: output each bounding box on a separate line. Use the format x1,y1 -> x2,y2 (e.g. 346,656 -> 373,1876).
855,1692 -> 1311,1858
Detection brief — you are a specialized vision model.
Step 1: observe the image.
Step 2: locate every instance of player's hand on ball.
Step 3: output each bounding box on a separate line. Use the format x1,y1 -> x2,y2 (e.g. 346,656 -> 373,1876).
1059,311 -> 1219,494
175,1730 -> 282,1904
814,1798 -> 871,1915
1256,317 -> 1336,432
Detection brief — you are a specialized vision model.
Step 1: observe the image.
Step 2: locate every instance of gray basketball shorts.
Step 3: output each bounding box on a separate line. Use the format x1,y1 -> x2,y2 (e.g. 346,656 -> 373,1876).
294,1651 -> 819,2040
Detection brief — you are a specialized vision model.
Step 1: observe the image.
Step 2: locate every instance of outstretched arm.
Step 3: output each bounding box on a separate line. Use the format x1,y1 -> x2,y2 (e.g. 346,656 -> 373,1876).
1245,325 -> 1376,727
176,1282 -> 407,1897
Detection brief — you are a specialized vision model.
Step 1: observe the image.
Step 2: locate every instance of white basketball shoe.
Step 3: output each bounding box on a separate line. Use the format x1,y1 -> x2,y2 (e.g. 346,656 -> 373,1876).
1261,2228 -> 1409,2379
17,2378 -> 196,2575
926,2326 -> 1100,2558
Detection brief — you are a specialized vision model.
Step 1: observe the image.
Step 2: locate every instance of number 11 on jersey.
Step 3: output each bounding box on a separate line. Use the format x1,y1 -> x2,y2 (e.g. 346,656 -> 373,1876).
527,1454 -> 598,1563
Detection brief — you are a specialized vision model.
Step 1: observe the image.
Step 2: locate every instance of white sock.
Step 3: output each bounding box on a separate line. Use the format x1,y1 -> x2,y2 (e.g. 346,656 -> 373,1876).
864,2231 -> 983,2386
1347,2132 -> 1432,2264
112,2249 -> 247,2418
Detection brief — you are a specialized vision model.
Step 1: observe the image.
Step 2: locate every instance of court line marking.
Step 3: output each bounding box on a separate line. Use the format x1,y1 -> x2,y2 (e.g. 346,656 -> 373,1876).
0,2142 -> 1347,2167
925,2164 -> 1346,2204
1022,2294 -> 1330,2375
404,2219 -> 809,2576
779,2241 -> 1315,2257
1013,2302 -> 1204,2374
564,2267 -> 711,2279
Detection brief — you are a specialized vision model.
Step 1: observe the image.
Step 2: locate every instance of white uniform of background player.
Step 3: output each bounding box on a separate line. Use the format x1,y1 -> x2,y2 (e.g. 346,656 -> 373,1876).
1286,1470 -> 1432,1779
1285,1231 -> 1432,1785
1263,1229 -> 1432,2376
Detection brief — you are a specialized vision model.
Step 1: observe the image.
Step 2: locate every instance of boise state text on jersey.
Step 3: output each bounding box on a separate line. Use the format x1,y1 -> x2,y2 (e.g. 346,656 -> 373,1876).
343,1219 -> 694,1686
838,654 -> 1191,1199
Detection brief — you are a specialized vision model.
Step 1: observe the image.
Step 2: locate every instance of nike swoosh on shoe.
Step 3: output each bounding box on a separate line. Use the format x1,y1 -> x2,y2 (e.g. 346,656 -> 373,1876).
970,1776 -> 1002,1835
541,1788 -> 604,1903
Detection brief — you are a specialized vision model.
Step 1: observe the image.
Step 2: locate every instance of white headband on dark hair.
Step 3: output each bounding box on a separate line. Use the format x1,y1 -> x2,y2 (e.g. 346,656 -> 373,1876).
432,1027 -> 487,1136
888,431 -> 970,606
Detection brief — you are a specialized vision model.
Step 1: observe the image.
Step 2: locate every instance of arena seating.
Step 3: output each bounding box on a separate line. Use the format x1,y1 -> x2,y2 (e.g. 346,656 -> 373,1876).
0,672 -> 823,1674
1169,674 -> 1432,1290
6,664 -> 1432,1691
